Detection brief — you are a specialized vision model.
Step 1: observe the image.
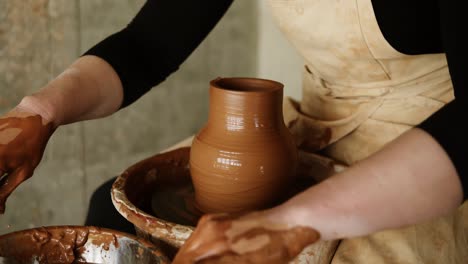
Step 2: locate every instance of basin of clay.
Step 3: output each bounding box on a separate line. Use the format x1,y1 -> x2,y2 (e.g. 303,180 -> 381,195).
0,226 -> 169,264
111,138 -> 345,262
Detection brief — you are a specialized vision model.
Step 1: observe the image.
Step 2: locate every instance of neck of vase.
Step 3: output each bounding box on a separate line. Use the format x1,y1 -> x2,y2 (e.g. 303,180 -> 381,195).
208,78 -> 285,132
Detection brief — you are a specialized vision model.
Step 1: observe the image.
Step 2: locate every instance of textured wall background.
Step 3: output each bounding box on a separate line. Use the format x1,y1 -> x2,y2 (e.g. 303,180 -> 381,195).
257,0 -> 303,101
0,0 -> 258,234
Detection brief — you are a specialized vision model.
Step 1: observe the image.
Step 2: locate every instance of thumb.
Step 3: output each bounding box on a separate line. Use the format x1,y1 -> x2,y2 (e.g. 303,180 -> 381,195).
0,166 -> 34,214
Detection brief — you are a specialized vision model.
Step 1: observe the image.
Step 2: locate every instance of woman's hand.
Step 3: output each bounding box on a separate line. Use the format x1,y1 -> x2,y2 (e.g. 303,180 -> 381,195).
172,211 -> 320,264
0,108 -> 55,213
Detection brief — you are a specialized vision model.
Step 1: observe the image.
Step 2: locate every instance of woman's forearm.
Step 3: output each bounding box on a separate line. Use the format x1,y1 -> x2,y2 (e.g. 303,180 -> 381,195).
269,128 -> 463,240
17,55 -> 123,126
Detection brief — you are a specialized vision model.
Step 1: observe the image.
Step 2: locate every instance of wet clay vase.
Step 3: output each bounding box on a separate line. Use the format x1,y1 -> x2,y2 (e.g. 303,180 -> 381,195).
190,77 -> 298,213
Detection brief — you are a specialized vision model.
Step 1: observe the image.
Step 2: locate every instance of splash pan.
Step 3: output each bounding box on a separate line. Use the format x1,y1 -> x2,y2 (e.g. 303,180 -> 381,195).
0,226 -> 169,264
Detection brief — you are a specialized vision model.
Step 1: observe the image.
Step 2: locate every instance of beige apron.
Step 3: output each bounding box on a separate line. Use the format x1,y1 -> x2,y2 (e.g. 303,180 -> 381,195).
267,0 -> 468,263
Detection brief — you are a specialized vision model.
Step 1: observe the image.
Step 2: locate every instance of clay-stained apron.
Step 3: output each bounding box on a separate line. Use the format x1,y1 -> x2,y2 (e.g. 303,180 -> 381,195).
270,0 -> 468,263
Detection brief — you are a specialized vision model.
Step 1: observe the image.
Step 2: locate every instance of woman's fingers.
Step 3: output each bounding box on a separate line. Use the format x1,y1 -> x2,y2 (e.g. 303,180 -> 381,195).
0,166 -> 33,213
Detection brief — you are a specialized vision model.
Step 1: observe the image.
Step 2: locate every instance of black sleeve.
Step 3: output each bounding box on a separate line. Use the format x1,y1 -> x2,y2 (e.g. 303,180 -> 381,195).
418,1 -> 467,198
372,0 -> 467,198
83,0 -> 233,108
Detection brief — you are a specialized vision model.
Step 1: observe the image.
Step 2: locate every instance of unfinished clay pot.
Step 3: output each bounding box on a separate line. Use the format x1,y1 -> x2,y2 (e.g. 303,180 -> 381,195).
190,77 -> 298,213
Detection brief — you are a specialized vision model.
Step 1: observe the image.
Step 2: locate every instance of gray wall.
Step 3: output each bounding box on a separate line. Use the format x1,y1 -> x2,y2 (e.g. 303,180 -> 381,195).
257,0 -> 303,101
0,0 -> 257,234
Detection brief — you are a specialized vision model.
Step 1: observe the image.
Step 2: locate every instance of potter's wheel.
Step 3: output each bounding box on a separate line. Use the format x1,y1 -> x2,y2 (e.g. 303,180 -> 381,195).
111,143 -> 344,262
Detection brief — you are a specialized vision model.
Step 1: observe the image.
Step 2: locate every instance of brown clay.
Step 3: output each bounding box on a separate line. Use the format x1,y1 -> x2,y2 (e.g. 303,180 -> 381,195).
172,212 -> 320,264
190,77 -> 298,213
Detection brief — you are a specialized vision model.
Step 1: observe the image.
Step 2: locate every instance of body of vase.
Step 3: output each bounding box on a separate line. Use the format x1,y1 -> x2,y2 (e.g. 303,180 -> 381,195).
190,77 -> 298,213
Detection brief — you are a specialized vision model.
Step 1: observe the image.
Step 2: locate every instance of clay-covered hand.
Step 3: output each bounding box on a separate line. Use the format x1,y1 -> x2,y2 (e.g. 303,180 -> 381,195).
172,212 -> 320,264
0,108 -> 55,213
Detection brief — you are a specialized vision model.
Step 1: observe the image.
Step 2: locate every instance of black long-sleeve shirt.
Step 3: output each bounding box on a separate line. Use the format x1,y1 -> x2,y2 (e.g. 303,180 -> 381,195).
84,0 -> 467,198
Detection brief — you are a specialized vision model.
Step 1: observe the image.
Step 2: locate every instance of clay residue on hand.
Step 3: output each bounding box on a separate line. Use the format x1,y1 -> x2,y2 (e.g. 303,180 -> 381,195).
230,234 -> 271,254
172,213 -> 320,264
0,227 -> 92,264
0,113 -> 55,213
0,128 -> 22,145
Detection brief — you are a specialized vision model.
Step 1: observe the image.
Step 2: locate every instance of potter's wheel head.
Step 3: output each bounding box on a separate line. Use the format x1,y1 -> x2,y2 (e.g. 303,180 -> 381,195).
0,226 -> 169,264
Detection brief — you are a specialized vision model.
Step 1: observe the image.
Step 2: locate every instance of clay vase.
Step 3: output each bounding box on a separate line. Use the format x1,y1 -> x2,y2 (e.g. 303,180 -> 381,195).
190,77 -> 298,213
